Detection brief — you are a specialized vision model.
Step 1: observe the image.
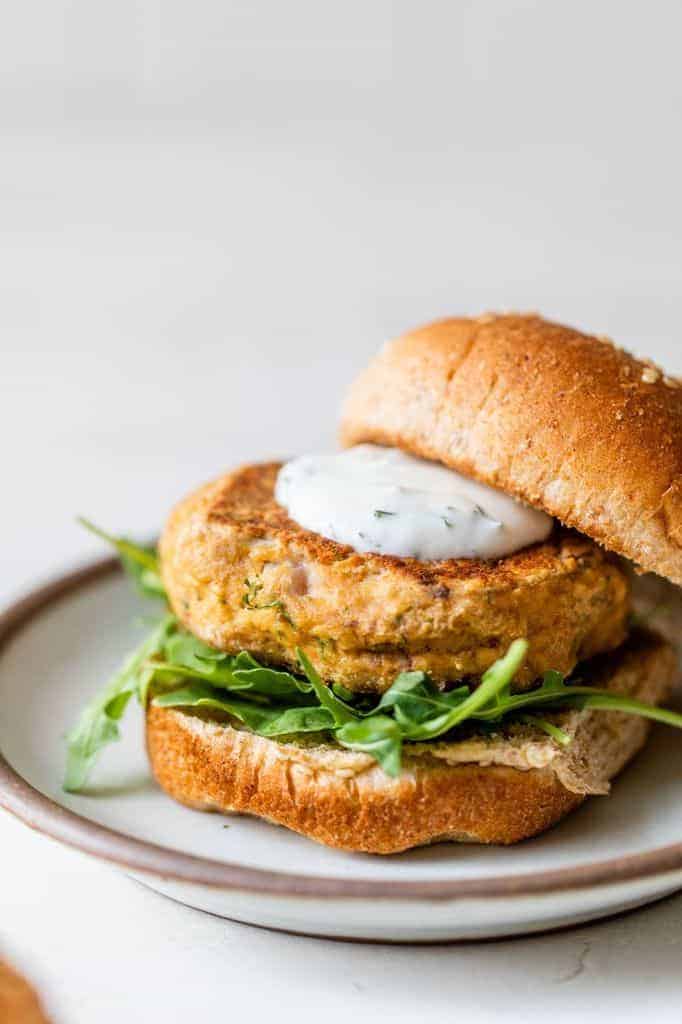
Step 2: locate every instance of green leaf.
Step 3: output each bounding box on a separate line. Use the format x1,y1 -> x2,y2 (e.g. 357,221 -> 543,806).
478,639 -> 530,706
579,691 -> 682,729
160,632 -> 238,685
153,682 -> 334,736
519,714 -> 572,746
376,671 -> 469,732
63,615 -> 174,792
164,631 -> 229,667
153,635 -> 313,700
332,682 -> 356,701
337,715 -> 403,777
376,671 -> 430,710
231,662 -> 313,699
467,666 -> 682,734
296,648 -> 356,725
79,518 -> 166,599
384,639 -> 530,742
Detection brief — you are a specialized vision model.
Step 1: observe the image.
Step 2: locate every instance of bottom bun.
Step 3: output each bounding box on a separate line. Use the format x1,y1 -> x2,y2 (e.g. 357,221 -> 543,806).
146,631 -> 677,854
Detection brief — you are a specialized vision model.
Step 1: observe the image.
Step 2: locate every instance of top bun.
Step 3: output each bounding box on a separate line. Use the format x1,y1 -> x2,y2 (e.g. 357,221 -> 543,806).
340,314 -> 682,585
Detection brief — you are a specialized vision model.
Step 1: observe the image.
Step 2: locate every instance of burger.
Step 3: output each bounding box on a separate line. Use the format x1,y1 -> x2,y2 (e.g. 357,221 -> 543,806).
65,314 -> 682,853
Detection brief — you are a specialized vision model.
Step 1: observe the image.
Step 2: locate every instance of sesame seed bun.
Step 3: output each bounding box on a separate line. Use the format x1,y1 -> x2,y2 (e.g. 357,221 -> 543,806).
340,314 -> 682,584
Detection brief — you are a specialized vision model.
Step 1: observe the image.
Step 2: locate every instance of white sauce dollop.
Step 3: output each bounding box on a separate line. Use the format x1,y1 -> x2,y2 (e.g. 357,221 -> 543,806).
275,445 -> 553,561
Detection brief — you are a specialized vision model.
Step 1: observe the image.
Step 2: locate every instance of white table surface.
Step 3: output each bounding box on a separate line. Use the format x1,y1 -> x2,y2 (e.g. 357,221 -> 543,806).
3,2 -> 682,1014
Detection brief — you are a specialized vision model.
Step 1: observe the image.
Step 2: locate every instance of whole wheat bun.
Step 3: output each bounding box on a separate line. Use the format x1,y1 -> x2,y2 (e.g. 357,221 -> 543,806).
340,314 -> 682,585
146,630 -> 676,854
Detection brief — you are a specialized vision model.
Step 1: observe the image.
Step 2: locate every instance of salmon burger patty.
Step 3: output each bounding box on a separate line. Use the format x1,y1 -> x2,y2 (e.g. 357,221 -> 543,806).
160,463 -> 630,693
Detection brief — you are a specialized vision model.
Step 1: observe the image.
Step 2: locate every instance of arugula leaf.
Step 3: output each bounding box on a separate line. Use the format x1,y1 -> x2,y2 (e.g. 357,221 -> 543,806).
518,714 -> 572,746
297,648 -> 356,725
63,615 -> 174,792
164,631 -> 229,668
153,682 -> 333,736
376,671 -> 469,732
467,667 -> 682,733
160,634 -> 236,685
472,639 -> 530,710
375,639 -> 529,742
332,682 -> 356,701
150,634 -> 313,701
230,659 -> 313,699
578,691 -> 682,728
79,518 -> 166,599
336,715 -> 403,777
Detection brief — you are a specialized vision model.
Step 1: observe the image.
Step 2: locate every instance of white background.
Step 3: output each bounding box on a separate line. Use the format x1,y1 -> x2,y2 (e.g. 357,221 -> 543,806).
2,1 -> 682,1020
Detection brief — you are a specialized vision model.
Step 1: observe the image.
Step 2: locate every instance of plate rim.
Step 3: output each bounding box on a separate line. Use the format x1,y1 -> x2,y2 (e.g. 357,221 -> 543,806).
2,556 -> 682,902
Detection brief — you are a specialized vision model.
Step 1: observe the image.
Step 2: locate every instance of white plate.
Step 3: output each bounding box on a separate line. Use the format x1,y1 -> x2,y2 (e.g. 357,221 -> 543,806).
1,560 -> 682,943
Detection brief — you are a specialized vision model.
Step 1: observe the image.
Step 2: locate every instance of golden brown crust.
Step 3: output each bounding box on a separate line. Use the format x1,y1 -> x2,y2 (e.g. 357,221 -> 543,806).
146,631 -> 677,854
340,314 -> 682,585
0,962 -> 51,1024
159,462 -> 629,692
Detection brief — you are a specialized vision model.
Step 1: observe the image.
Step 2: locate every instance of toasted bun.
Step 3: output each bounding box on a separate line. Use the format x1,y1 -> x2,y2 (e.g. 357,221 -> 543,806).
340,314 -> 682,585
146,630 -> 677,854
0,962 -> 51,1024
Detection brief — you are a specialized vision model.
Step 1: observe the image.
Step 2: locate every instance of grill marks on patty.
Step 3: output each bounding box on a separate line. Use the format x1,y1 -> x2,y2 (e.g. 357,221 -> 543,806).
160,463 -> 631,694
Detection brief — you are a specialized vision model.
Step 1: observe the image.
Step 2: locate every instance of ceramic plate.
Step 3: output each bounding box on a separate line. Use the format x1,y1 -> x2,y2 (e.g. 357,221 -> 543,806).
1,560 -> 682,942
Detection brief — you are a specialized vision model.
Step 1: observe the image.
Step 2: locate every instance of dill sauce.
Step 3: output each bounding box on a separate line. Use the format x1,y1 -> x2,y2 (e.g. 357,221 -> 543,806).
275,444 -> 552,561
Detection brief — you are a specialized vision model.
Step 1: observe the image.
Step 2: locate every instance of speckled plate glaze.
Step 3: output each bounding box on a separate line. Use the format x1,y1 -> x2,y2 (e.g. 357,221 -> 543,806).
1,560 -> 682,942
